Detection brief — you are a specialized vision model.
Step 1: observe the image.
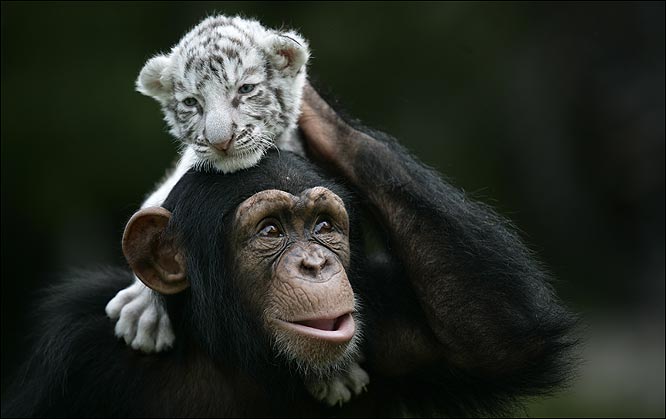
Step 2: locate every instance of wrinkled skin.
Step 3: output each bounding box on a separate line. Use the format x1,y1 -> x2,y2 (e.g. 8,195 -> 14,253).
231,187 -> 360,374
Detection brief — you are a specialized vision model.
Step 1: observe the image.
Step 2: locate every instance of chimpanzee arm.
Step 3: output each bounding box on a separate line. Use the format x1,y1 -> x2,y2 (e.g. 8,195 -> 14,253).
300,84 -> 576,386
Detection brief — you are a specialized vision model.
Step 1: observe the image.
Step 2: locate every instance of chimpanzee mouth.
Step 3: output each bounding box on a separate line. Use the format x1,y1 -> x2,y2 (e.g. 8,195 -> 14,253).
277,313 -> 355,343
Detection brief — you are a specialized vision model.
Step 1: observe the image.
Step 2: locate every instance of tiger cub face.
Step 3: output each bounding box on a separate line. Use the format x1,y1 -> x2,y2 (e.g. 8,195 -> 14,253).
137,15 -> 309,173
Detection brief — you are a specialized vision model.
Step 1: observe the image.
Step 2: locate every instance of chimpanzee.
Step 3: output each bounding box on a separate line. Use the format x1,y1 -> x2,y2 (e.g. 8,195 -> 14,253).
1,85 -> 576,417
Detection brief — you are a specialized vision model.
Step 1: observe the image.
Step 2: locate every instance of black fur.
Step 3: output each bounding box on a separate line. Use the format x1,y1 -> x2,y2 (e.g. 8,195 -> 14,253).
1,148 -> 577,417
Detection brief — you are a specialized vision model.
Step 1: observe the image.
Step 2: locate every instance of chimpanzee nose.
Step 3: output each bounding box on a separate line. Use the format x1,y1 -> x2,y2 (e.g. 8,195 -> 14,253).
210,137 -> 234,154
299,249 -> 329,279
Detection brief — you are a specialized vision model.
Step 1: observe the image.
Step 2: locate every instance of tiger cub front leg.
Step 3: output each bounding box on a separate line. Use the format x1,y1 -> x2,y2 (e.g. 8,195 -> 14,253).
106,149 -> 196,353
305,361 -> 370,406
105,277 -> 175,353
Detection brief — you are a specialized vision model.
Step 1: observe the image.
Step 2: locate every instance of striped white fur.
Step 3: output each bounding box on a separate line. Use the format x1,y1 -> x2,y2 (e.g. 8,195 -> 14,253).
137,15 -> 310,173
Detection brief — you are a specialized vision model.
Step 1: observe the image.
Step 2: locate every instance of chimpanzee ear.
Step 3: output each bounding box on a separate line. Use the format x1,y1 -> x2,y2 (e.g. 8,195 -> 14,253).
265,31 -> 310,76
122,207 -> 188,295
135,54 -> 173,104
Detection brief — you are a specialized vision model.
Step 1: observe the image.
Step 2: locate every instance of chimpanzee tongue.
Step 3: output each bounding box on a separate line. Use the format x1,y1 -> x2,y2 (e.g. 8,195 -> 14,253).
296,318 -> 337,331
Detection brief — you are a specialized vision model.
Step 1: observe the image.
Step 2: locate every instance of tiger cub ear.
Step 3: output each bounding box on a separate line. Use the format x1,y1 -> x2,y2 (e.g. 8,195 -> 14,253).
265,31 -> 310,76
136,54 -> 173,104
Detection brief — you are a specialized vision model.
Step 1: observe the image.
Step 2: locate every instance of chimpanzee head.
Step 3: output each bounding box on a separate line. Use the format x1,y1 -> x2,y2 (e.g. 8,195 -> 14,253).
122,151 -> 361,378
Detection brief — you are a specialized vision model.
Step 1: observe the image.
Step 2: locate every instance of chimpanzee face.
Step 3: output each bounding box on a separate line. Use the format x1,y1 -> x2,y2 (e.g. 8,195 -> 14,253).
123,186 -> 360,376
231,187 -> 359,373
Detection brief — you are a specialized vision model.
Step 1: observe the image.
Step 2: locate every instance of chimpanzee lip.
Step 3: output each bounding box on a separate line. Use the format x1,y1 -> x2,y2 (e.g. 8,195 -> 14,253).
276,313 -> 355,343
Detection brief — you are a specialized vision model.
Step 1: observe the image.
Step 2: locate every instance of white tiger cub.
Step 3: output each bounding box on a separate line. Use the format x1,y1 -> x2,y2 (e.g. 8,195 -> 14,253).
105,15 -> 369,406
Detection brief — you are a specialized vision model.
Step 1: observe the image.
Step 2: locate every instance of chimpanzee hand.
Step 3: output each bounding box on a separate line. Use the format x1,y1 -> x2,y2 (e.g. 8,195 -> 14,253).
299,82 -> 370,179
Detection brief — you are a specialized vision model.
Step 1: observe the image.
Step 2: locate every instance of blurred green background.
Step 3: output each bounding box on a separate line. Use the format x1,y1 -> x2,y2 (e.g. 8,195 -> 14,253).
1,2 -> 664,416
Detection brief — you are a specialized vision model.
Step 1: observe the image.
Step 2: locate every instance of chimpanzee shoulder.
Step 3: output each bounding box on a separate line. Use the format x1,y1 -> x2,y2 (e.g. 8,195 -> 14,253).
2,268 -> 137,417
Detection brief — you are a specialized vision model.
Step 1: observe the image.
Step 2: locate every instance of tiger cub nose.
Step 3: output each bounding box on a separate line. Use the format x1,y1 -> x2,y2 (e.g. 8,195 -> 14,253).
210,137 -> 234,153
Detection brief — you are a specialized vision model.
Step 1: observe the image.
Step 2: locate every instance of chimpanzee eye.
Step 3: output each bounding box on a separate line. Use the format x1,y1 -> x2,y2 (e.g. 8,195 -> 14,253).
258,222 -> 283,238
183,97 -> 198,107
314,219 -> 333,235
238,84 -> 256,94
